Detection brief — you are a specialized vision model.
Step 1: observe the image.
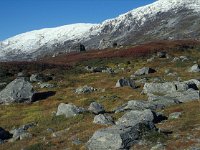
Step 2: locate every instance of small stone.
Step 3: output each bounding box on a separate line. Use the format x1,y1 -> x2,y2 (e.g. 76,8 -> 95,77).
169,112 -> 182,119
157,52 -> 167,58
189,64 -> 200,72
39,83 -> 55,88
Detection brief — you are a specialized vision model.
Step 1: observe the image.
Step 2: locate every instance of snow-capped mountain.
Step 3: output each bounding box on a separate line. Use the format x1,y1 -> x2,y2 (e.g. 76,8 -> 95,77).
1,0 -> 200,61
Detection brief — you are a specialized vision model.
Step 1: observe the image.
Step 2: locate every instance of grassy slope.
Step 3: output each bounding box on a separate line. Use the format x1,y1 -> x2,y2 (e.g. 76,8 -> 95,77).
0,40 -> 200,150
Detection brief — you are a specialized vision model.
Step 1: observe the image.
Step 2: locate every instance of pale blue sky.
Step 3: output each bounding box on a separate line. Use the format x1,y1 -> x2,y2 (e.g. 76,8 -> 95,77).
0,0 -> 155,40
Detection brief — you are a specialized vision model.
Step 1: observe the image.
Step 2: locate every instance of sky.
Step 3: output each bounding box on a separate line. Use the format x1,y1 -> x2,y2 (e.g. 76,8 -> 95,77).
0,0 -> 155,41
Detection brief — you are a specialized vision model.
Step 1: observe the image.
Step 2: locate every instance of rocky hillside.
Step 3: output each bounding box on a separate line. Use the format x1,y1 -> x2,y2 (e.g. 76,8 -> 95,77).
0,41 -> 200,149
0,0 -> 200,61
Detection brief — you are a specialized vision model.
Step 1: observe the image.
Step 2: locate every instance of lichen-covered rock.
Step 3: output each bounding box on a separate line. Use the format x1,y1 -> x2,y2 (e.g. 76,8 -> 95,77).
56,103 -> 85,118
0,78 -> 34,104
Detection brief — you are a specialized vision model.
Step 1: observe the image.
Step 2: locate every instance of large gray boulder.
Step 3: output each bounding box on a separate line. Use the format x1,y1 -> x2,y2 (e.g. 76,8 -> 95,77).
168,89 -> 199,103
93,114 -> 114,125
189,64 -> 200,72
143,81 -> 198,94
56,103 -> 85,118
134,67 -> 156,76
0,78 -> 34,104
115,77 -> 136,89
116,109 -> 154,127
88,102 -> 105,114
86,122 -> 155,150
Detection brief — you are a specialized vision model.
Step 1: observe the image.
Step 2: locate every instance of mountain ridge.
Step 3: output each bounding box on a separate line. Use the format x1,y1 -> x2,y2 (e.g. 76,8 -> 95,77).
0,0 -> 200,61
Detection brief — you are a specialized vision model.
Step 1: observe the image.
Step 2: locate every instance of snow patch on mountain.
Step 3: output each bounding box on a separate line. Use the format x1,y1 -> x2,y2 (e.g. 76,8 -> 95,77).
0,23 -> 98,55
0,0 -> 200,60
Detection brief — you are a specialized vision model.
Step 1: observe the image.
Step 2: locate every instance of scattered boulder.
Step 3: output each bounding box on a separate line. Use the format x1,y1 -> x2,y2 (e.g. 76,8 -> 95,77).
143,80 -> 200,107
134,67 -> 156,76
30,74 -> 43,82
172,57 -> 180,62
143,81 -> 198,95
116,109 -> 154,127
56,103 -> 85,118
85,66 -> 114,74
86,122 -> 155,150
168,89 -> 199,103
0,127 -> 12,141
93,114 -> 114,125
9,122 -> 36,142
147,93 -> 180,107
88,102 -> 105,114
180,56 -> 189,62
157,52 -> 167,58
147,56 -> 156,62
169,112 -> 182,119
115,77 -> 136,89
0,78 -> 34,104
189,64 -> 200,72
75,85 -> 97,94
